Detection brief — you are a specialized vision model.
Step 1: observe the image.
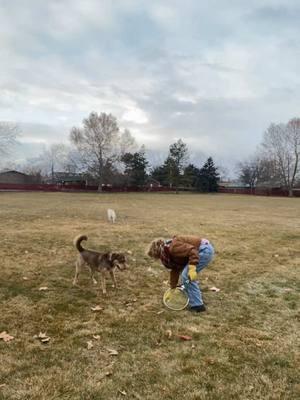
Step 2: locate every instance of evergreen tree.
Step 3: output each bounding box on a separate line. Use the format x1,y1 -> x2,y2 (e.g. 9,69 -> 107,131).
121,147 -> 148,186
183,164 -> 201,188
150,157 -> 178,187
150,164 -> 168,186
150,140 -> 189,190
198,157 -> 220,192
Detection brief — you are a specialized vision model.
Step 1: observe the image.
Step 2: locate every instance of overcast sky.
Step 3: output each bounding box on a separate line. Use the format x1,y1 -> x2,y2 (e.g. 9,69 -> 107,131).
1,0 -> 300,173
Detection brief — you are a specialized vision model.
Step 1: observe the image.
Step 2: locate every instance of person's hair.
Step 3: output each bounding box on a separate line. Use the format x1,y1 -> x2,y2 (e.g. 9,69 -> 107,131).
146,238 -> 165,259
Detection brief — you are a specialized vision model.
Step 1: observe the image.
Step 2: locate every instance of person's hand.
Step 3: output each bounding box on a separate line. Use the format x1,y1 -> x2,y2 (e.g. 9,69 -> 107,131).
188,265 -> 198,281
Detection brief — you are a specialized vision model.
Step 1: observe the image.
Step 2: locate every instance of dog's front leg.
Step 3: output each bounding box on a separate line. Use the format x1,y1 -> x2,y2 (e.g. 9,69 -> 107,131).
100,270 -> 107,295
110,270 -> 118,289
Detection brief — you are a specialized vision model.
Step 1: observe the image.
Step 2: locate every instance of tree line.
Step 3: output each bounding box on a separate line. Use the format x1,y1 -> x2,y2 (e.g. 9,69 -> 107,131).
0,112 -> 219,192
1,112 -> 299,195
68,112 -> 219,192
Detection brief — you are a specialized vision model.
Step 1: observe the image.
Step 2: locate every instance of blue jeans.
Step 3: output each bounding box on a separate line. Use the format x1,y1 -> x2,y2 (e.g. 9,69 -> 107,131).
181,242 -> 215,307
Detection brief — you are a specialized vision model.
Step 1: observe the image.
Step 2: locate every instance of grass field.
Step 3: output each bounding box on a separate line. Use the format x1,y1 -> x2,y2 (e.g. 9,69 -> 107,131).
0,192 -> 299,400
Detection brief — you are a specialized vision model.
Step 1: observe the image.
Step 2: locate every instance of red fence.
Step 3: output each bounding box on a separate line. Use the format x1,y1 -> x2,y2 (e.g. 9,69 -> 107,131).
0,183 -> 175,193
219,187 -> 300,197
1,182 -> 299,197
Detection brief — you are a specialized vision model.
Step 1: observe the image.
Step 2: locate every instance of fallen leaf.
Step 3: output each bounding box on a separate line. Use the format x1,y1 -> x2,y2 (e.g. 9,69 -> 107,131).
165,330 -> 172,339
39,286 -> 48,291
127,250 -> 133,255
107,348 -> 119,356
124,298 -> 137,307
23,276 -> 29,281
209,286 -> 220,292
157,310 -> 164,315
177,335 -> 192,341
0,331 -> 14,342
36,332 -> 48,339
274,254 -> 279,258
93,335 -> 100,340
283,288 -> 293,292
204,357 -> 216,365
34,332 -> 50,343
87,341 -> 94,350
0,384 -> 6,388
91,305 -> 103,312
118,390 -> 127,396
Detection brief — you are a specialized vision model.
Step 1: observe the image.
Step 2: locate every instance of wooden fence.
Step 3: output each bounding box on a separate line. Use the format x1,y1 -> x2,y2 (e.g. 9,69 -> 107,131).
1,183 -> 299,197
0,183 -> 174,193
218,187 -> 300,197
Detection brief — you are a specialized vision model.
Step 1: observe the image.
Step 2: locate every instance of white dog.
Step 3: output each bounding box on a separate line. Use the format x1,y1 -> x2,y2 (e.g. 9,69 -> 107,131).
107,208 -> 116,223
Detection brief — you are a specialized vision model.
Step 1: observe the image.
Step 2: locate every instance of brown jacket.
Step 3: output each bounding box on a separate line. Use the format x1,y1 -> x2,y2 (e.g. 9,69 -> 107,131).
167,235 -> 202,288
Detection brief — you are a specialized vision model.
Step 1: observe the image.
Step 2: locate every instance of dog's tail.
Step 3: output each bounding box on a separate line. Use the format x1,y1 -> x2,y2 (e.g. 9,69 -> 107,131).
73,235 -> 87,252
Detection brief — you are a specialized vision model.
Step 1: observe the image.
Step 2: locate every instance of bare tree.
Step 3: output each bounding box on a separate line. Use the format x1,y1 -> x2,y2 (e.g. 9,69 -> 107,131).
45,144 -> 69,181
120,129 -> 137,155
62,148 -> 83,174
24,144 -> 71,179
256,157 -> 281,187
238,158 -> 260,190
70,112 -> 135,190
262,119 -> 300,196
238,154 -> 282,189
286,118 -> 300,192
0,122 -> 20,157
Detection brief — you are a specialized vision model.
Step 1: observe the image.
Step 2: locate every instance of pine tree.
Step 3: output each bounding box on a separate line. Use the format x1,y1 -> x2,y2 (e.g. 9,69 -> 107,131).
198,157 -> 220,192
183,164 -> 201,188
121,147 -> 148,186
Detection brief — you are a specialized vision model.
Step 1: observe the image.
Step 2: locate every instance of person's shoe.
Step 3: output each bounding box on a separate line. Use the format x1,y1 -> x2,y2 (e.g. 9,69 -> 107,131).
190,304 -> 206,313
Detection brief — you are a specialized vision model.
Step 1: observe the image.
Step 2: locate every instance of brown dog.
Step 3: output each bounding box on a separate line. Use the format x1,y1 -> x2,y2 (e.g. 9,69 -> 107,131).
73,235 -> 127,294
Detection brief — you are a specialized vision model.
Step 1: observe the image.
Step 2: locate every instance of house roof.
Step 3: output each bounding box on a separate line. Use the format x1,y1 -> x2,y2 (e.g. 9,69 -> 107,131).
0,170 -> 28,176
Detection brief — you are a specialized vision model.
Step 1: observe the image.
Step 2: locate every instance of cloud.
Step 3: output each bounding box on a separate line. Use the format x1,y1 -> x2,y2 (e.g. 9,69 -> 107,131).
1,0 -> 300,173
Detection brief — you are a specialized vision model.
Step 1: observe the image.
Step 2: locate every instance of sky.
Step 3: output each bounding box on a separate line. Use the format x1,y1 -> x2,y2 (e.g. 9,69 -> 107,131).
1,0 -> 300,174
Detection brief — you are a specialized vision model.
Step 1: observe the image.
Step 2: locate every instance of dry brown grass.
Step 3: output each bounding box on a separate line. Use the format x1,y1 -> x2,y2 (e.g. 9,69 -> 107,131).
0,192 -> 299,400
